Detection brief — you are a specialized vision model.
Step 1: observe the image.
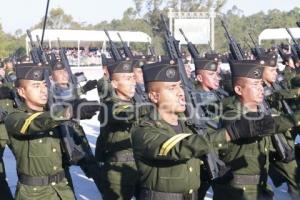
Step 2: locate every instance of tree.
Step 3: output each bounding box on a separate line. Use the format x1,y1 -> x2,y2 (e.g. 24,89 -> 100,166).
33,8 -> 83,30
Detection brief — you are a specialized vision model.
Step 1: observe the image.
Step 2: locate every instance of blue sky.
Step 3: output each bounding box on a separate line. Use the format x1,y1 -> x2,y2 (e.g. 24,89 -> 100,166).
0,0 -> 299,34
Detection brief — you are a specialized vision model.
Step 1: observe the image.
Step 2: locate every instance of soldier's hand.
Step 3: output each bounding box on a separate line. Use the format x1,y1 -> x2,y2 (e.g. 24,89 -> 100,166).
254,114 -> 276,137
226,112 -> 275,141
73,99 -> 100,120
82,80 -> 98,93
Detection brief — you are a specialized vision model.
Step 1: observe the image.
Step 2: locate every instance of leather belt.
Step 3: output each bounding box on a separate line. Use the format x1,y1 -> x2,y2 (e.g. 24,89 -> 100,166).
232,174 -> 262,185
139,189 -> 198,200
19,171 -> 66,186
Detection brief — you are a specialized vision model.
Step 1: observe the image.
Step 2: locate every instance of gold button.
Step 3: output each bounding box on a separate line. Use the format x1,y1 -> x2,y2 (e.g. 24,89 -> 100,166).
189,167 -> 193,172
200,161 -> 204,165
264,148 -> 268,152
39,139 -> 43,143
53,166 -> 57,170
33,187 -> 37,191
243,186 -> 246,191
52,148 -> 57,152
49,131 -> 53,135
66,181 -> 69,185
218,143 -> 222,147
51,182 -> 56,186
6,103 -> 9,106
189,189 -> 193,194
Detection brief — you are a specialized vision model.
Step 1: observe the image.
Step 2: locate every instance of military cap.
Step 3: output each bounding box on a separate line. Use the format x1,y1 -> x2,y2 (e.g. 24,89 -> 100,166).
108,60 -> 133,75
194,58 -> 218,71
51,61 -> 65,71
15,63 -> 46,81
229,60 -> 263,79
204,53 -> 221,62
260,52 -> 278,67
132,57 -> 145,69
146,55 -> 157,63
142,60 -> 180,83
101,54 -> 115,66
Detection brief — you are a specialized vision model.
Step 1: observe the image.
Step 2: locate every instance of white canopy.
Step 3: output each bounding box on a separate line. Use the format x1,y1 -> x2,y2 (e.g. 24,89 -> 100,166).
27,29 -> 151,44
258,27 -> 300,44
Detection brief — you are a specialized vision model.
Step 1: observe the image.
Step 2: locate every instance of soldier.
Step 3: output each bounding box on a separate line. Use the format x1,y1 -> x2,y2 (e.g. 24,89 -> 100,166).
50,61 -> 102,193
4,63 -> 76,200
194,58 -> 228,100
97,54 -> 115,102
131,60 -> 277,200
193,58 -> 231,199
213,60 -> 300,200
261,52 -> 300,199
0,66 -> 15,200
132,57 -> 148,103
95,60 -> 138,200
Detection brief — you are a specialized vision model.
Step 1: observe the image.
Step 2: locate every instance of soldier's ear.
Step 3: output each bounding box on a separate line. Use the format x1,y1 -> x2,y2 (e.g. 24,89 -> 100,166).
111,79 -> 118,89
196,73 -> 203,83
234,85 -> 242,96
17,87 -> 26,100
148,91 -> 159,104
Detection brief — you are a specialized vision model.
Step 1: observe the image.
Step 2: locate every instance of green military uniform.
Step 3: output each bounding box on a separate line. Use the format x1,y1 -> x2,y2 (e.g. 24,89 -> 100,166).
95,60 -> 138,200
260,53 -> 300,199
4,64 -> 75,200
193,58 -> 230,199
51,61 -> 102,193
214,98 -> 274,200
0,82 -> 15,200
131,110 -> 228,199
214,59 -> 300,200
131,61 -> 230,200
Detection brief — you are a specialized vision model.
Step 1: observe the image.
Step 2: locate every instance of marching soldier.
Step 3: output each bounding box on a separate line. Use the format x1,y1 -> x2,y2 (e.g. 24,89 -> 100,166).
261,52 -> 300,199
95,60 -> 138,200
214,60 -> 300,200
0,66 -> 15,200
131,60 -> 277,200
50,61 -> 102,193
5,63 -> 76,200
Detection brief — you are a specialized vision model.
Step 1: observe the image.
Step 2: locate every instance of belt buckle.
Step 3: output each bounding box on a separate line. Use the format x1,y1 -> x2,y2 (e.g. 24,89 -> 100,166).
48,174 -> 58,184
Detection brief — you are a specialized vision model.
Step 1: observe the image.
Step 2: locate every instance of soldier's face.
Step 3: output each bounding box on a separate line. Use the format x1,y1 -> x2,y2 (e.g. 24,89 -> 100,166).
184,64 -> 192,78
148,81 -> 186,113
263,66 -> 278,84
52,69 -> 69,85
196,70 -> 221,91
234,78 -> 264,106
111,73 -> 136,100
17,80 -> 48,111
133,68 -> 144,84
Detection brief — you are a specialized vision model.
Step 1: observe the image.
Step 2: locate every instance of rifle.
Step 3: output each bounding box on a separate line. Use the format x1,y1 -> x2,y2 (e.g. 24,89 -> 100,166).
148,41 -> 156,57
248,32 -> 264,58
117,32 -> 134,59
36,35 -> 49,64
104,30 -> 123,61
221,19 -> 245,61
161,14 -> 229,180
286,28 -> 300,58
179,28 -> 200,59
44,60 -> 102,191
26,30 -> 41,64
263,87 -> 295,163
